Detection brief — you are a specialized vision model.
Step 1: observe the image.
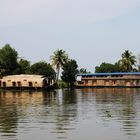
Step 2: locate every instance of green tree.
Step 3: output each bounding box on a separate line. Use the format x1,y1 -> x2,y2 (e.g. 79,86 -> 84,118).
95,62 -> 121,73
118,50 -> 136,72
50,49 -> 68,81
18,58 -> 30,74
137,54 -> 140,71
0,44 -> 18,76
61,59 -> 78,87
78,68 -> 91,74
30,61 -> 56,79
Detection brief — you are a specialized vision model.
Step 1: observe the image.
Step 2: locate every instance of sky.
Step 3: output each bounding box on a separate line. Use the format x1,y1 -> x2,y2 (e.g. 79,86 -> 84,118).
0,0 -> 140,72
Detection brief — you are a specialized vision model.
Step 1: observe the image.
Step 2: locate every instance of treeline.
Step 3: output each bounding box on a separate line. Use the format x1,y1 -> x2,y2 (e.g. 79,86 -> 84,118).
95,50 -> 140,73
0,44 -> 80,87
0,44 -> 56,78
0,44 -> 139,87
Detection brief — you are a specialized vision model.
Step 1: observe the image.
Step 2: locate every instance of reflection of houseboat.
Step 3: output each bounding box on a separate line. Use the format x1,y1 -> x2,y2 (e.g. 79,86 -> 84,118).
0,74 -> 54,90
76,72 -> 140,87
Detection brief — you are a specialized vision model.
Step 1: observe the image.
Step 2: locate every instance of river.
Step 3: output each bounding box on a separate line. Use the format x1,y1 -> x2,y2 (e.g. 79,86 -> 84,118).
0,88 -> 140,140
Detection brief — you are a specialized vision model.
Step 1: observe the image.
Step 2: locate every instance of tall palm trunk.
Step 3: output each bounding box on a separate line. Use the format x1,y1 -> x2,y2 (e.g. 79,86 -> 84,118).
56,67 -> 60,82
56,64 -> 60,82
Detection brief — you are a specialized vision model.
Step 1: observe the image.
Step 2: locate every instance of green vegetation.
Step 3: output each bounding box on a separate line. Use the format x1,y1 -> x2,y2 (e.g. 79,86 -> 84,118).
61,59 -> 78,87
0,44 -> 19,76
95,62 -> 121,73
0,43 -> 139,88
118,50 -> 136,72
78,68 -> 91,74
50,49 -> 68,82
0,44 -> 56,81
30,61 -> 56,79
95,50 -> 137,73
18,58 -> 30,74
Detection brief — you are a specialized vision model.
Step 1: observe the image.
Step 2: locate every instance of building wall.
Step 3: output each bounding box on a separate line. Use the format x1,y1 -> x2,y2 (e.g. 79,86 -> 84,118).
0,75 -> 53,88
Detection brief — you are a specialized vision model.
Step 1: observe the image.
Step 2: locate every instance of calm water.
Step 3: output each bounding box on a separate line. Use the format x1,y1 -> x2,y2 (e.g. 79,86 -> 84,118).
0,88 -> 140,140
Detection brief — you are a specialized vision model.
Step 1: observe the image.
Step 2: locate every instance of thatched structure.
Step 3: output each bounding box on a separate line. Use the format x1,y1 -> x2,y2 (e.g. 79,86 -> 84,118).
0,74 -> 54,89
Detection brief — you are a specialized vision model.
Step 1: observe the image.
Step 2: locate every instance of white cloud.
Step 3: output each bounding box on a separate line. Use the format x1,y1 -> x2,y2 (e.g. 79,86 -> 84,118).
0,0 -> 140,26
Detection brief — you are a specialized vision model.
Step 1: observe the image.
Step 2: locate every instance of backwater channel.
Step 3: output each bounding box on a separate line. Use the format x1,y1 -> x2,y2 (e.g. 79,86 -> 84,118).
0,88 -> 140,140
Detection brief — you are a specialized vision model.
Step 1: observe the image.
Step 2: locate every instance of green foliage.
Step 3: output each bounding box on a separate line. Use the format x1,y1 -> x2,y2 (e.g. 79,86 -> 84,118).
0,44 -> 18,76
18,58 -> 30,74
118,50 -> 137,72
50,49 -> 68,81
30,61 -> 56,79
61,59 -> 78,87
95,62 -> 121,73
78,68 -> 91,74
95,50 -> 137,73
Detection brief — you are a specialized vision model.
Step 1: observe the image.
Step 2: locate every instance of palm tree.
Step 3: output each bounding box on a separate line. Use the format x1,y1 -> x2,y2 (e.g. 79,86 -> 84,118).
119,50 -> 136,72
50,49 -> 68,82
137,54 -> 140,71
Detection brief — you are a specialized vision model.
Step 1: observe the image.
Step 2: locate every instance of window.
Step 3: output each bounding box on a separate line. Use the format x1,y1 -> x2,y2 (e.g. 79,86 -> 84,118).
78,81 -> 83,85
29,82 -> 33,87
17,82 -> 21,87
12,82 -> 16,87
3,82 -> 6,87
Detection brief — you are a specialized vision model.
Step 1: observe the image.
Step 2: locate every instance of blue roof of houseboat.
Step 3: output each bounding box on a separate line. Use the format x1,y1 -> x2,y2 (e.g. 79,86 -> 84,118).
77,72 -> 140,76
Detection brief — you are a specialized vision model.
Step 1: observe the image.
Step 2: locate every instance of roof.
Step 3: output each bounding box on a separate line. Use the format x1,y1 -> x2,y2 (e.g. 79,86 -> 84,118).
2,74 -> 45,80
77,72 -> 140,76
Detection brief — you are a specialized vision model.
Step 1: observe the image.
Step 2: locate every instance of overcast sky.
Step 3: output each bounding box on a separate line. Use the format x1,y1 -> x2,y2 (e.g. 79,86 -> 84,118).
0,0 -> 140,72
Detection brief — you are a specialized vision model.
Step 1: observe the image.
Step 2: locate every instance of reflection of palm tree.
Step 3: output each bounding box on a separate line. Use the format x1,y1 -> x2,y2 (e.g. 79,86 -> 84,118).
52,89 -> 78,134
50,49 -> 68,82
119,50 -> 136,72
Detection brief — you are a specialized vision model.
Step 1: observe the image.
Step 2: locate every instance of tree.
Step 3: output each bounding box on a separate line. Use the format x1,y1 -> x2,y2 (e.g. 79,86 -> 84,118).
137,54 -> 140,71
118,50 -> 136,72
95,62 -> 121,73
18,58 -> 30,74
50,49 -> 68,81
78,68 -> 91,74
30,61 -> 56,79
61,59 -> 78,87
0,44 -> 18,76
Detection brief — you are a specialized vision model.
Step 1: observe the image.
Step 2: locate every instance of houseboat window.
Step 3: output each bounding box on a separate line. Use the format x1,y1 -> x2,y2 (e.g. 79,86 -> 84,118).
78,81 -> 83,85
85,80 -> 88,85
3,82 -> 6,87
136,80 -> 139,84
29,82 -> 33,87
12,82 -> 16,87
17,82 -> 21,87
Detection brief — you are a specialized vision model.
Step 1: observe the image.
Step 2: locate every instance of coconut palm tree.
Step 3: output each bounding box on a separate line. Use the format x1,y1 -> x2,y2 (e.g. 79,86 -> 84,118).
119,50 -> 136,72
137,54 -> 140,71
50,49 -> 68,82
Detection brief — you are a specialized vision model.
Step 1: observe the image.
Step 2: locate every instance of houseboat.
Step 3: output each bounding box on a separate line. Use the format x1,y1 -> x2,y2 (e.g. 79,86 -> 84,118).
76,72 -> 140,87
0,74 -> 54,90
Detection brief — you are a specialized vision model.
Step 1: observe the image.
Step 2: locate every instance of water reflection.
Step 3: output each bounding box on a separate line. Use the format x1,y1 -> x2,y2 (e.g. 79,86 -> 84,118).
87,88 -> 140,136
0,88 -> 140,140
